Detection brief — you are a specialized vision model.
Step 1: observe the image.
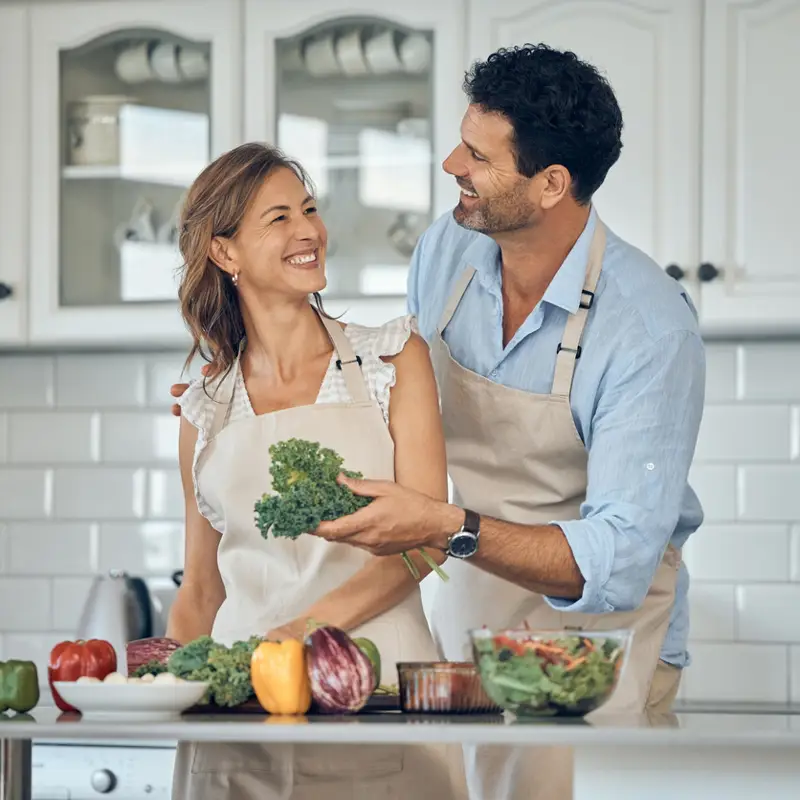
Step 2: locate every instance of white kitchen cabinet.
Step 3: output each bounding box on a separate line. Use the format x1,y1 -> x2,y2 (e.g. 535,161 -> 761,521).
243,0 -> 465,324
0,5 -> 29,345
28,0 -> 242,345
698,0 -> 800,336
467,0 -> 800,336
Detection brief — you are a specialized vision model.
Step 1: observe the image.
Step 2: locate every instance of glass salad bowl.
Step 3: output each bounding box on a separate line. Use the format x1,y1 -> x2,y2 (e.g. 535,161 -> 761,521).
470,628 -> 633,717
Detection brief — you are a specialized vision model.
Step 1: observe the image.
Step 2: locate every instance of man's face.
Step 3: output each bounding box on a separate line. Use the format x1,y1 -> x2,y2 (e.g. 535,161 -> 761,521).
442,105 -> 537,234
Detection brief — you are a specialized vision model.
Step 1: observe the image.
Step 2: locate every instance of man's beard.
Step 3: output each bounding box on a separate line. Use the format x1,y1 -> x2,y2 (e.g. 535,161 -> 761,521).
453,180 -> 535,234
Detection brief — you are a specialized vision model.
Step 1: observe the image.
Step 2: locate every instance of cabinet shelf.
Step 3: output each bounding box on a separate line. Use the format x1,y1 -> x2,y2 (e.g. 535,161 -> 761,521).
61,165 -> 194,187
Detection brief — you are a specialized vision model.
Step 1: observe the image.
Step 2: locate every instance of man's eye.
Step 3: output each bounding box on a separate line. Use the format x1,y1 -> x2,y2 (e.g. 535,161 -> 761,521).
471,151 -> 486,163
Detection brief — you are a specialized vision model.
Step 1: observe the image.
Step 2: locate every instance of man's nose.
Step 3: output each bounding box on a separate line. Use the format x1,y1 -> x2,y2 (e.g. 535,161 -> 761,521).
443,146 -> 468,177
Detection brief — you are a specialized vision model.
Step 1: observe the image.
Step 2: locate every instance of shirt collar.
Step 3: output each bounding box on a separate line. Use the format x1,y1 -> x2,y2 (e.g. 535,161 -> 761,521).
540,205 -> 598,314
465,205 -> 599,314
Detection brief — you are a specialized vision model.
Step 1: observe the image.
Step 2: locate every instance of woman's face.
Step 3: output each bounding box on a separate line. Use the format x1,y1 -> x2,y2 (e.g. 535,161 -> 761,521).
224,167 -> 328,299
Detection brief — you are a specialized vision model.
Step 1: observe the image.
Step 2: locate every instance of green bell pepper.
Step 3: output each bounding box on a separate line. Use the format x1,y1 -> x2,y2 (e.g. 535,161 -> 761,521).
0,660 -> 40,714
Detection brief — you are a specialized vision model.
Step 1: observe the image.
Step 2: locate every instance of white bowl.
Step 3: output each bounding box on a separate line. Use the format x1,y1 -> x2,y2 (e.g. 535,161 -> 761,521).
53,681 -> 208,722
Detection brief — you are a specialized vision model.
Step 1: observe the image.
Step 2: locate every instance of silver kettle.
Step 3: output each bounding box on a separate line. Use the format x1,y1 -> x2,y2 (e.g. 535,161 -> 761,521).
76,570 -> 154,673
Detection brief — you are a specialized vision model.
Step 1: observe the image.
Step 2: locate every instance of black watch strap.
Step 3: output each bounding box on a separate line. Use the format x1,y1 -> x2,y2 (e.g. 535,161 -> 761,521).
462,508 -> 481,534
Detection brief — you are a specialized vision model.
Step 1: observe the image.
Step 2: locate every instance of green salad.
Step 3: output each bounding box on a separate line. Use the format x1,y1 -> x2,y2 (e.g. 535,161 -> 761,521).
472,632 -> 625,716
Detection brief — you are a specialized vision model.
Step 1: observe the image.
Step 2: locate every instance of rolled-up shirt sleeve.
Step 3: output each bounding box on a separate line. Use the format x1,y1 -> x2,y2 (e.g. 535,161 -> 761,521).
545,329 -> 705,614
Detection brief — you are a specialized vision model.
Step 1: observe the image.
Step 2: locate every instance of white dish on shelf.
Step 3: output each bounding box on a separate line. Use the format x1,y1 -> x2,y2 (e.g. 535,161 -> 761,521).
53,681 -> 208,722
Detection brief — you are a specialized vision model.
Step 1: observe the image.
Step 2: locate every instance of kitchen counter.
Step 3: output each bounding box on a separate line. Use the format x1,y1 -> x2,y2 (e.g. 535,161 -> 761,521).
4,708 -> 800,799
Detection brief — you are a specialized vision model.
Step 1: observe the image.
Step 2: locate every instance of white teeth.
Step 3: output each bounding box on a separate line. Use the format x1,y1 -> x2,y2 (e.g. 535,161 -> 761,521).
287,253 -> 316,265
461,189 -> 478,198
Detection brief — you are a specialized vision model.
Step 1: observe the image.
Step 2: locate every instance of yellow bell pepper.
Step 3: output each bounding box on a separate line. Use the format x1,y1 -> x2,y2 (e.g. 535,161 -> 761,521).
250,640 -> 311,715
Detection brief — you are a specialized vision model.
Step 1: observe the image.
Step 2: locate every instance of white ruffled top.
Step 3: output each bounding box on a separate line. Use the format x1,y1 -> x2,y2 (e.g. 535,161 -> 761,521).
178,315 -> 416,533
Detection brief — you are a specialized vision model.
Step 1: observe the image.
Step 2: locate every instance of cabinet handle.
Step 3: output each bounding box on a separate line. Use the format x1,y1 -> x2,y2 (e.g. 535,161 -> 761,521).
0,282 -> 12,300
665,264 -> 684,280
697,262 -> 720,282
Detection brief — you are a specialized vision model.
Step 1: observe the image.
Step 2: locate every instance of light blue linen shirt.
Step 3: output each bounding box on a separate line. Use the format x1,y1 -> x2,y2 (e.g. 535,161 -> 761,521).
407,206 -> 705,667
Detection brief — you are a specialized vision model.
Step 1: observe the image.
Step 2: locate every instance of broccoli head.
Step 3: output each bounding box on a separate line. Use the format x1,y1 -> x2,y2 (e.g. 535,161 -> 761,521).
165,635 -> 265,707
254,438 -> 371,539
167,635 -> 214,677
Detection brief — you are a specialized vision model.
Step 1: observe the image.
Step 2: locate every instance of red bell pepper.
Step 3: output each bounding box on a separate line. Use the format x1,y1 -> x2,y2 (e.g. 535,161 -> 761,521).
48,639 -> 117,712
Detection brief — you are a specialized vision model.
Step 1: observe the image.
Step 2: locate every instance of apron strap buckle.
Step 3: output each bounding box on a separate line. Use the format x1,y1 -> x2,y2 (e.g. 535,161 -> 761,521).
336,355 -> 363,370
556,343 -> 582,358
579,289 -> 595,310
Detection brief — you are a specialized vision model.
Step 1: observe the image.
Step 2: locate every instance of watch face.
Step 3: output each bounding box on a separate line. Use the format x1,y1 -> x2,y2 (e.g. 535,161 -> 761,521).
449,531 -> 478,558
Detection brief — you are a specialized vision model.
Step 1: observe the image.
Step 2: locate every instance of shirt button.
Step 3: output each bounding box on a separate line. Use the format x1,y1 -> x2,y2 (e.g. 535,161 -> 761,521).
490,370 -> 498,379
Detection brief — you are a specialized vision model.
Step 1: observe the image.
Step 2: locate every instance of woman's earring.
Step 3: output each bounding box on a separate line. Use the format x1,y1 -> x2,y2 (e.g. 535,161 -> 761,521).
232,271 -> 239,286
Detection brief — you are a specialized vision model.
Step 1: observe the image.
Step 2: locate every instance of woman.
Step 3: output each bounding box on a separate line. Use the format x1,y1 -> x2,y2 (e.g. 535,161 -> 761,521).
166,142 -> 467,799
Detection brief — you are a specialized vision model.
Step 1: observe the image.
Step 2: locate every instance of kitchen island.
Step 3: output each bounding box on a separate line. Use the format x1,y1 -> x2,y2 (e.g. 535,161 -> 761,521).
3,707 -> 800,799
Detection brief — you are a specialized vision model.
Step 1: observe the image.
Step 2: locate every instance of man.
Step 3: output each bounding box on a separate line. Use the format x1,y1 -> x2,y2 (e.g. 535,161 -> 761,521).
173,44 -> 705,800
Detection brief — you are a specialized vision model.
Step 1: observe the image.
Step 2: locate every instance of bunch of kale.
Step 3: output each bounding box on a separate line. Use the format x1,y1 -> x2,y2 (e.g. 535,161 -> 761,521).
254,438 -> 448,581
254,438 -> 371,540
166,635 -> 264,707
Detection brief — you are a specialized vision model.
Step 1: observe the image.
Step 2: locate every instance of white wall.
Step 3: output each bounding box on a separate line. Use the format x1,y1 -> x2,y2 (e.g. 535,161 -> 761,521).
1,341 -> 799,703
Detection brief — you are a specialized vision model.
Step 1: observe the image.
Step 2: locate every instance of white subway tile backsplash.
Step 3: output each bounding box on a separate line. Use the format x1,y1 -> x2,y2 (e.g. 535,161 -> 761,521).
683,524 -> 789,582
7,523 -> 95,575
147,354 -> 197,408
737,465 -> 800,520
695,405 -> 791,461
101,413 -> 179,463
148,469 -> 184,518
738,343 -> 800,401
0,356 -> 54,408
0,468 -> 51,519
682,643 -> 788,702
8,412 -> 99,464
789,526 -> 800,582
98,521 -> 183,574
4,633 -> 72,686
52,577 -> 93,633
704,344 -> 737,402
0,579 -> 51,631
736,585 -> 800,643
688,464 -> 736,520
53,468 -> 146,519
687,582 -> 735,640
790,647 -> 800,703
55,354 -> 146,408
1,338 -> 800,707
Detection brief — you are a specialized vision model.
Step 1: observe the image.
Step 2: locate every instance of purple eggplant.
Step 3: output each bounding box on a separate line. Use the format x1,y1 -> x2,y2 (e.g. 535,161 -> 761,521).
305,626 -> 375,713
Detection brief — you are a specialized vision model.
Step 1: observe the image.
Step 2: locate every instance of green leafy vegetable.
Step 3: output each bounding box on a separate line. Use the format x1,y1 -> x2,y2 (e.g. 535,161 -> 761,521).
254,438 -> 448,581
167,635 -> 265,707
473,634 -> 624,716
132,659 -> 169,678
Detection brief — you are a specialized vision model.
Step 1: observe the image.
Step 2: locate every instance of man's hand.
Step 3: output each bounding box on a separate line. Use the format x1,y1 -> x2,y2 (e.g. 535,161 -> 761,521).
169,363 -> 213,416
314,475 -> 464,555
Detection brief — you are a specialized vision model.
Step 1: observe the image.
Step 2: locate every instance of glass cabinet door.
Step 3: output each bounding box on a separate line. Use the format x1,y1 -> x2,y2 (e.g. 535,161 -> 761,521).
245,2 -> 464,310
30,2 -> 240,344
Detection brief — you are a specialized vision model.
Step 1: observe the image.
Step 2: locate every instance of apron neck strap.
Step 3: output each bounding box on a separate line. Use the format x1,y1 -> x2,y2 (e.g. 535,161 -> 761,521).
551,220 -> 607,397
207,341 -> 244,440
437,267 -> 476,334
317,312 -> 371,404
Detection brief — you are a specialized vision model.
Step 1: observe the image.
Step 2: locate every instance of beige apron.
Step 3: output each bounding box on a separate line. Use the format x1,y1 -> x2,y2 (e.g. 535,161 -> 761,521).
173,311 -> 467,800
428,220 -> 681,800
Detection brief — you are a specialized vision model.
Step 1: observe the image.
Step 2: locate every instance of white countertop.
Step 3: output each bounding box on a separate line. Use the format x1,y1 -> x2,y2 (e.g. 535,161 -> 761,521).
5,708 -> 800,748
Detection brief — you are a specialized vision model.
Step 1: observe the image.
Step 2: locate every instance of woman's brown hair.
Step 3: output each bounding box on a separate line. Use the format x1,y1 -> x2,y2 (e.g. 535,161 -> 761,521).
177,142 -> 326,380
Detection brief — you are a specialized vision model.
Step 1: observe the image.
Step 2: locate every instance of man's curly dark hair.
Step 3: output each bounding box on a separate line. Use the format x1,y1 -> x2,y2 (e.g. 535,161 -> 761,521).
464,43 -> 623,205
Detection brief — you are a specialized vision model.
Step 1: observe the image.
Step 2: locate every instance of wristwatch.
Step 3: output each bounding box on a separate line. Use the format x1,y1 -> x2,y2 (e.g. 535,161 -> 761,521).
446,508 -> 481,559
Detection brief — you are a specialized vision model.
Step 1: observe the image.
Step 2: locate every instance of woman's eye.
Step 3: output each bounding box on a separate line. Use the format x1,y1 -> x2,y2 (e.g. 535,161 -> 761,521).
271,214 -> 287,223
305,206 -> 317,215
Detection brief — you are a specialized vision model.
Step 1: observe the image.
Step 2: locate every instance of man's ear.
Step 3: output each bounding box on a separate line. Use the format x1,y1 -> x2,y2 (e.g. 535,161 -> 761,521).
538,165 -> 572,210
210,236 -> 235,275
